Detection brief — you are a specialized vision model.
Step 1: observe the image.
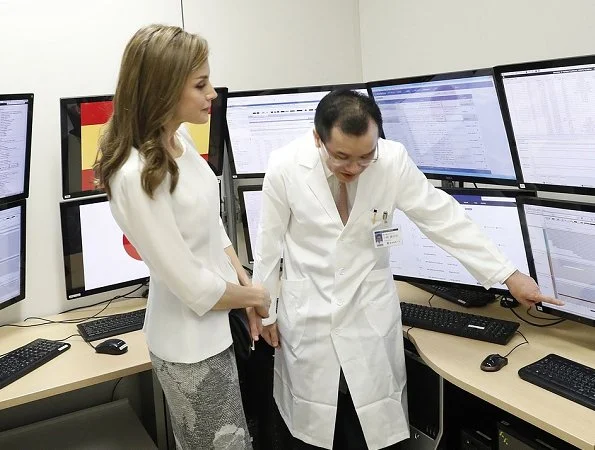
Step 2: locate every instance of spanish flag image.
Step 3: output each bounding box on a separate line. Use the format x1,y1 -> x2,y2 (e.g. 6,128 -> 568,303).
79,101 -> 211,192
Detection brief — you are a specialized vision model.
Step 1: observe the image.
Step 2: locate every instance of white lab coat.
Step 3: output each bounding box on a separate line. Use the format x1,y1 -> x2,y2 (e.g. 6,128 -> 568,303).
252,132 -> 515,449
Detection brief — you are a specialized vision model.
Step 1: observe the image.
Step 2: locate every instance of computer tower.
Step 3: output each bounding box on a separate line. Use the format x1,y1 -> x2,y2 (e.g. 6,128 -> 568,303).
497,420 -> 574,450
461,428 -> 495,449
401,339 -> 443,450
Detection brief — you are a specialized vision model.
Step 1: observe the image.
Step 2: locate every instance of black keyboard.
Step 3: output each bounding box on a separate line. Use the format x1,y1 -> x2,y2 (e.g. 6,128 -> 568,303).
410,282 -> 496,307
0,338 -> 71,390
518,354 -> 595,411
77,309 -> 146,342
400,302 -> 519,345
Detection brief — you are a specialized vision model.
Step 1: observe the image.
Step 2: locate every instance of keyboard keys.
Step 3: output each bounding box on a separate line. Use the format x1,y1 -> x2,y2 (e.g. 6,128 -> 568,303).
77,309 -> 146,342
519,354 -> 595,411
0,339 -> 71,390
400,302 -> 519,345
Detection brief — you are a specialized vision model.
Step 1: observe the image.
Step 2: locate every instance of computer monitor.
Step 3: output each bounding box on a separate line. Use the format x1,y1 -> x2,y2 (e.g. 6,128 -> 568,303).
0,200 -> 26,311
0,93 -> 33,202
495,55 -> 595,194
60,196 -> 149,299
60,88 -> 228,199
238,184 -> 263,264
519,197 -> 595,327
368,70 -> 519,185
390,189 -> 533,294
226,84 -> 368,178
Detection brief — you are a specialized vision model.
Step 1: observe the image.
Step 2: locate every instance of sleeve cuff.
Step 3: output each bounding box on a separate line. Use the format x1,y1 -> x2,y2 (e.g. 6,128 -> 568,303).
480,263 -> 517,289
261,298 -> 278,326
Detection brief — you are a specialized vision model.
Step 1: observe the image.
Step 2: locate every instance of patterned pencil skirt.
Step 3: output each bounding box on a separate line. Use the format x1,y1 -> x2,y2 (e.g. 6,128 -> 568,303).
150,346 -> 252,450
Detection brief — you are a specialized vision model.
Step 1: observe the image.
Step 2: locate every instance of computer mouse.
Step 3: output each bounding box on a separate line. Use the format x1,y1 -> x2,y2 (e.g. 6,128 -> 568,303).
480,353 -> 508,372
95,338 -> 128,355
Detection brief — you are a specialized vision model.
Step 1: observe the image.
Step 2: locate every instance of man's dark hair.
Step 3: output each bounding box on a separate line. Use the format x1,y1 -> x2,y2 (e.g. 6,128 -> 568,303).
314,89 -> 383,143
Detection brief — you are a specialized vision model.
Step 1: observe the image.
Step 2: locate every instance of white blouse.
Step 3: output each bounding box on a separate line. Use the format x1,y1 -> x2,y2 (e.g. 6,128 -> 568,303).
109,125 -> 236,363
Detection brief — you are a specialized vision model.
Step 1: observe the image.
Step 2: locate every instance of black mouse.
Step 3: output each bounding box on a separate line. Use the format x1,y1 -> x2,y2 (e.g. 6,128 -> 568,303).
480,353 -> 508,372
95,338 -> 128,355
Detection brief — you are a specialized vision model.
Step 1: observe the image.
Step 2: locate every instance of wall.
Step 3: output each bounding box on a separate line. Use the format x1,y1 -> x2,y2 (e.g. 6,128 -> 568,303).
182,0 -> 363,90
0,0 -> 183,324
359,0 -> 595,81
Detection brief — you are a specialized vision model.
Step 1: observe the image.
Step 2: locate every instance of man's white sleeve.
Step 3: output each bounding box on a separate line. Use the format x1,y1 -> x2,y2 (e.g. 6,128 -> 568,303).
252,154 -> 290,325
393,150 -> 516,289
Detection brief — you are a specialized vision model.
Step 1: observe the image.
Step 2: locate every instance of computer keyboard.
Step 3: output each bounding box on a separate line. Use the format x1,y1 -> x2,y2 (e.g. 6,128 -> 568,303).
518,354 -> 595,411
400,302 -> 519,345
0,338 -> 71,390
77,308 -> 146,342
410,282 -> 496,307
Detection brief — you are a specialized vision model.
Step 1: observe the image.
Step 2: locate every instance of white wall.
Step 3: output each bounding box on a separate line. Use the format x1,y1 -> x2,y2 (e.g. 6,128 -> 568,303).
359,0 -> 595,81
182,0 -> 363,90
0,0 -> 183,324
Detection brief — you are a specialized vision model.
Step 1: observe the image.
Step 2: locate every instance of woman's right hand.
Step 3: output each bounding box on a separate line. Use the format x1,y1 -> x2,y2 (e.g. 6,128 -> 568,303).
251,284 -> 271,318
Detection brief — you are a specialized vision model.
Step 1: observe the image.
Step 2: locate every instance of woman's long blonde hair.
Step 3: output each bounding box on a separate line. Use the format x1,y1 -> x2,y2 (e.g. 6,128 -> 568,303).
94,24 -> 209,198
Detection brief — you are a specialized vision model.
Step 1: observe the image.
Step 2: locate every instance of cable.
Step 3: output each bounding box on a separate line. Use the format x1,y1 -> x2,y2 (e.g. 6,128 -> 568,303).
509,306 -> 566,327
502,330 -> 529,358
61,283 -> 146,314
526,306 -> 562,321
405,326 -> 415,341
242,265 -> 253,275
427,294 -> 435,307
0,284 -> 147,330
51,333 -> 82,342
111,377 -> 123,401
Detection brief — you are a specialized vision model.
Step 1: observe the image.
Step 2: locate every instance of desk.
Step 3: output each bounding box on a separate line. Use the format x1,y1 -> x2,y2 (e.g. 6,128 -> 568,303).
398,282 -> 595,450
0,298 -> 150,412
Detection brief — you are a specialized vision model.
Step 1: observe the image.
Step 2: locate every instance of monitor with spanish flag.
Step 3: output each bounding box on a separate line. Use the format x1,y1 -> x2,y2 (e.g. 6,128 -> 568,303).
59,88 -> 228,199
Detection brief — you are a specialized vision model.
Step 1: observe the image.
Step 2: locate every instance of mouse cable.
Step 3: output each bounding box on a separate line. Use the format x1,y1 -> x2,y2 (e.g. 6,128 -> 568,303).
502,330 -> 529,358
509,306 -> 566,327
405,326 -> 415,341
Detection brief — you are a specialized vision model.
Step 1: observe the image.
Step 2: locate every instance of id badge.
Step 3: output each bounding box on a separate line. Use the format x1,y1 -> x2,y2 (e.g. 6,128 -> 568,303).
373,227 -> 402,248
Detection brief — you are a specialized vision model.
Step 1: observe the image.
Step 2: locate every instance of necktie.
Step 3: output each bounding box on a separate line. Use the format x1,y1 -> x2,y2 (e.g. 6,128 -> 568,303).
337,181 -> 349,225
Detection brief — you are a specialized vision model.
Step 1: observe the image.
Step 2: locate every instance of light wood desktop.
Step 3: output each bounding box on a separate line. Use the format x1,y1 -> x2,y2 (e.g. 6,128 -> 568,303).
0,298 -> 150,411
398,282 -> 595,450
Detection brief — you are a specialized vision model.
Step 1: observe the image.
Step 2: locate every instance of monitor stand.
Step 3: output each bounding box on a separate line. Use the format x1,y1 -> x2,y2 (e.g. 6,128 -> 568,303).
409,282 -> 496,308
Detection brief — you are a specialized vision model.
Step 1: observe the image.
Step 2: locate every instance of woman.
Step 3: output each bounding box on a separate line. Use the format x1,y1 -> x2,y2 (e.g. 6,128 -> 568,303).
94,24 -> 269,449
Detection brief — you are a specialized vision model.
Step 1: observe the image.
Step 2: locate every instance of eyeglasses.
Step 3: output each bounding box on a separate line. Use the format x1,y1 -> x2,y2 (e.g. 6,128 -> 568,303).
321,142 -> 379,167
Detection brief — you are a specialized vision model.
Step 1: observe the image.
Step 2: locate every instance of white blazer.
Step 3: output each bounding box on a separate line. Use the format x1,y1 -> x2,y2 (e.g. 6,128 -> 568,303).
253,132 -> 515,449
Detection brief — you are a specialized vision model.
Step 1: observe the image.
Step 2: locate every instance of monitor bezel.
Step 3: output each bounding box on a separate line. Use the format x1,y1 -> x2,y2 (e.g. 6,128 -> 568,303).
0,93 -> 34,203
494,54 -> 595,195
207,87 -> 228,177
517,196 -> 595,327
391,187 -> 536,295
225,83 -> 369,179
237,183 -> 263,264
60,194 -> 149,300
367,69 -> 522,186
0,199 -> 27,311
60,94 -> 113,200
60,88 -> 228,199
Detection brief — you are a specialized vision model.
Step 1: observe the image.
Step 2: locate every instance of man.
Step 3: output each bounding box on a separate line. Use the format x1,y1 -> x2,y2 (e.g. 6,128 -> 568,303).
252,90 -> 562,450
